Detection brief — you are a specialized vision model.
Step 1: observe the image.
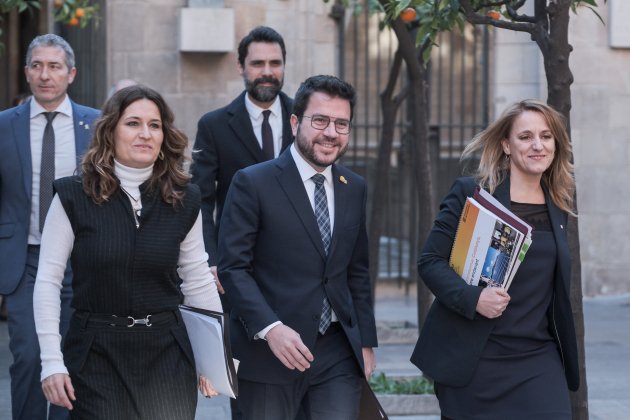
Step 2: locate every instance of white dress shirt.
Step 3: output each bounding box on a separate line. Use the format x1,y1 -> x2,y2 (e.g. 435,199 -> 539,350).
28,95 -> 77,244
244,94 -> 283,158
256,144 -> 338,339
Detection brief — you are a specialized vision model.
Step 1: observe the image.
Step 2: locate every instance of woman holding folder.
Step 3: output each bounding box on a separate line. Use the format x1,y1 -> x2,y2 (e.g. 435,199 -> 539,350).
411,100 -> 579,419
33,85 -> 222,419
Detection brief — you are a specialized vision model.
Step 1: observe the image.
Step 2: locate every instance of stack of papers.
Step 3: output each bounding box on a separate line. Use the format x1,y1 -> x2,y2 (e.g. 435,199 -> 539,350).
179,305 -> 239,398
449,187 -> 532,290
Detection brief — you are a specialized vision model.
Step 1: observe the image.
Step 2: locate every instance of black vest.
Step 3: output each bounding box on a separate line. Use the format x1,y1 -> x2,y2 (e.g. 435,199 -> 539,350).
54,176 -> 201,316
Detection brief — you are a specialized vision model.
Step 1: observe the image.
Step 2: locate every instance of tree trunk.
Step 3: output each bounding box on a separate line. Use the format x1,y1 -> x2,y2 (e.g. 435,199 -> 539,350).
388,19 -> 435,327
534,2 -> 589,418
367,50 -> 406,303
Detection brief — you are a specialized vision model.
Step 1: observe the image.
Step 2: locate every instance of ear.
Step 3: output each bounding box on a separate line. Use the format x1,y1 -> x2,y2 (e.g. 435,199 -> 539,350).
68,67 -> 77,85
290,114 -> 299,136
501,138 -> 510,156
237,61 -> 244,77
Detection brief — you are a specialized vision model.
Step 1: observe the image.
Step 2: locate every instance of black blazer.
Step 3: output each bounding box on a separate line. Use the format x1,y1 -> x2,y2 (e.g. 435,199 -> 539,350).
191,91 -> 294,264
410,176 -> 579,391
217,150 -> 378,384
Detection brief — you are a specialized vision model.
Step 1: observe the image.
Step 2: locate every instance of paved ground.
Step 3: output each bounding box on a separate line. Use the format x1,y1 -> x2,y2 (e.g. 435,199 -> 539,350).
1,287 -> 629,419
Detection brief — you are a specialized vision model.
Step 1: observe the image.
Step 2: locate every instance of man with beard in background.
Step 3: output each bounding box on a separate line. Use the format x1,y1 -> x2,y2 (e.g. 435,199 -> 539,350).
191,26 -> 293,419
192,26 -> 293,292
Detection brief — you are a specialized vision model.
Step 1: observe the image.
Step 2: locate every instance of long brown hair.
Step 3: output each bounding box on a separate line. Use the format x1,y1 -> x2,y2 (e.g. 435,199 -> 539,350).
81,85 -> 190,205
461,99 -> 575,215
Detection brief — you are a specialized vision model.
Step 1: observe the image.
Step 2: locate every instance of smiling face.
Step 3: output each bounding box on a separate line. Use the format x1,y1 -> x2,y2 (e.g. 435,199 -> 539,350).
291,91 -> 351,172
239,41 -> 285,108
114,99 -> 164,169
502,110 -> 556,182
25,46 -> 76,111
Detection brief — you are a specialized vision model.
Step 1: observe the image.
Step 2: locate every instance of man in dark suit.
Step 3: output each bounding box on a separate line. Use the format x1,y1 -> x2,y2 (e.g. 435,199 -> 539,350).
0,34 -> 99,420
192,26 -> 293,284
218,75 -> 378,420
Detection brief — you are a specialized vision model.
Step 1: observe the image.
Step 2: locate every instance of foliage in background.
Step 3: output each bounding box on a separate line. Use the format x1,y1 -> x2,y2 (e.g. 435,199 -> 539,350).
369,372 -> 435,395
0,0 -> 98,53
0,0 -> 40,53
52,0 -> 98,28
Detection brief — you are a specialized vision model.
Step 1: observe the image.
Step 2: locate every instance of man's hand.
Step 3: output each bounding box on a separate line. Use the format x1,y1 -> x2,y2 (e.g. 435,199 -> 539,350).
42,373 -> 75,410
265,324 -> 314,372
476,287 -> 510,318
210,266 -> 224,294
198,375 -> 219,398
362,347 -> 376,378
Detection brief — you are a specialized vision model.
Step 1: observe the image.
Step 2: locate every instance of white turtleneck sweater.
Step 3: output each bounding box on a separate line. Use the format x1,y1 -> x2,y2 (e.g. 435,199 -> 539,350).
33,160 -> 222,381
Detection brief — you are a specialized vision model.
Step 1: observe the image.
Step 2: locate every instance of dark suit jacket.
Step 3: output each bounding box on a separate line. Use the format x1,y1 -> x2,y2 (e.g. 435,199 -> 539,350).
217,150 -> 378,384
191,91 -> 294,265
410,176 -> 579,391
0,99 -> 99,295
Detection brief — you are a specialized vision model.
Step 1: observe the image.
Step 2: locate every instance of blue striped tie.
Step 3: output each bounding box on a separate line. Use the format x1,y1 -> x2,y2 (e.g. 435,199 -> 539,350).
312,174 -> 332,334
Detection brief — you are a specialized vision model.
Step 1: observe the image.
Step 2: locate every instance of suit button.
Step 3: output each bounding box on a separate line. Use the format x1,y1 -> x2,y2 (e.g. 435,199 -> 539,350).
324,278 -> 329,284
312,314 -> 319,321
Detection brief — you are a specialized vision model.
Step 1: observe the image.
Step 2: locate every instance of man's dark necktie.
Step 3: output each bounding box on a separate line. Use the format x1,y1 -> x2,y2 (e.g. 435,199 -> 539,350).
40,111 -> 58,232
261,110 -> 274,160
312,173 -> 332,334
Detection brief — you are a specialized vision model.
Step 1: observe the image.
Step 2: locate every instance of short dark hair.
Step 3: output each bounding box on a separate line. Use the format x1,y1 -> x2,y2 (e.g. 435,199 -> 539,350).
237,26 -> 286,67
292,75 -> 356,121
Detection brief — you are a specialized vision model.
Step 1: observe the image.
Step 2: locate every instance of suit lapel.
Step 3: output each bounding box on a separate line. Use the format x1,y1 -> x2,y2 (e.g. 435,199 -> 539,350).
328,165 -> 346,258
71,101 -> 92,167
544,185 -> 571,291
227,92 -> 267,162
12,103 -> 32,197
275,151 -> 327,260
493,177 -> 511,209
279,93 -> 293,151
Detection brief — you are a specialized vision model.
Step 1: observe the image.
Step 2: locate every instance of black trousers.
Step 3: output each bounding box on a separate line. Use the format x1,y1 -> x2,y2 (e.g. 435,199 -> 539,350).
238,323 -> 363,420
65,311 -> 197,420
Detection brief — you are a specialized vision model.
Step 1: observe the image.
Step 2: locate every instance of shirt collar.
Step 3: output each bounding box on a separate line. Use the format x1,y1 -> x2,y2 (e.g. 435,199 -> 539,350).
290,144 -> 333,185
244,93 -> 282,120
30,94 -> 73,119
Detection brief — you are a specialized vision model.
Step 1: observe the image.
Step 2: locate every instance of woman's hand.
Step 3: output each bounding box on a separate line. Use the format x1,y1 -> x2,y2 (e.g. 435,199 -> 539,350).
476,287 -> 510,319
198,375 -> 219,398
42,373 -> 75,410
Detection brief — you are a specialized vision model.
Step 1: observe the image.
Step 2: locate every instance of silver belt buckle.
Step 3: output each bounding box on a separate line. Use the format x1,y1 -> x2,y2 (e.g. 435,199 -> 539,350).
127,315 -> 152,327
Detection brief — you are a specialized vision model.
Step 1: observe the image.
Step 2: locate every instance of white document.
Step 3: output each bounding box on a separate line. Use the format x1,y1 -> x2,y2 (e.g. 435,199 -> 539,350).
179,305 -> 238,398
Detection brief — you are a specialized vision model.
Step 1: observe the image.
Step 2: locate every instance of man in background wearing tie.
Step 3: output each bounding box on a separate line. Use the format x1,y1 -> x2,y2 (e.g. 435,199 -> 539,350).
0,34 -> 99,420
218,75 -> 378,420
191,26 -> 294,291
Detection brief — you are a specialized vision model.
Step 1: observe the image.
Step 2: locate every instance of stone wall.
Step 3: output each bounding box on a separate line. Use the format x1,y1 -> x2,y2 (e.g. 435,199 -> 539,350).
570,2 -> 630,295
105,0 -> 338,139
494,2 -> 630,295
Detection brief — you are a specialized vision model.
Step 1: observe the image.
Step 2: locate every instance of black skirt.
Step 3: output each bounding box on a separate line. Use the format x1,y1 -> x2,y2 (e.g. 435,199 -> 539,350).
64,311 -> 197,420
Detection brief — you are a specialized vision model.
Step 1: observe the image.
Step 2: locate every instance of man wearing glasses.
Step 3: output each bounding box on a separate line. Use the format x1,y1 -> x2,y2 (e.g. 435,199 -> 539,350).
218,75 -> 378,420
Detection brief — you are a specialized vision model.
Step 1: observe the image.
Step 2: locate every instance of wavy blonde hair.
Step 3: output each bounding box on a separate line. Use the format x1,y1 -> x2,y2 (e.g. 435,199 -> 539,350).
81,85 -> 191,205
461,99 -> 575,215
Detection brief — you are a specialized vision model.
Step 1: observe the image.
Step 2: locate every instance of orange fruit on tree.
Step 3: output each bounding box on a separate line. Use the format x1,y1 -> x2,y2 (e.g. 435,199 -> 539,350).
75,8 -> 85,18
400,7 -> 417,23
486,10 -> 501,20
68,17 -> 79,26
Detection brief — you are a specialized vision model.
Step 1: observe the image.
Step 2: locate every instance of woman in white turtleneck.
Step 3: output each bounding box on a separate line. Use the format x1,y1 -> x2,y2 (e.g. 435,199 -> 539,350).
33,85 -> 222,419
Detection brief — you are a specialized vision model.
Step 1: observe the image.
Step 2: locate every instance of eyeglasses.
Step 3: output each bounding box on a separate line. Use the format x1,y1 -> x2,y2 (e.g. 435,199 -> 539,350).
302,114 -> 352,135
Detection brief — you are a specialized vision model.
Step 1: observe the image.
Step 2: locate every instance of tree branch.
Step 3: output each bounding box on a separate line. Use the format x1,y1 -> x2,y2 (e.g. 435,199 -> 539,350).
460,0 -> 536,33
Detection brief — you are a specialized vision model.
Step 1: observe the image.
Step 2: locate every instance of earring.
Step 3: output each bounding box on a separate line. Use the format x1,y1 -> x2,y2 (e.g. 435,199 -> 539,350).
158,150 -> 165,160
505,153 -> 510,161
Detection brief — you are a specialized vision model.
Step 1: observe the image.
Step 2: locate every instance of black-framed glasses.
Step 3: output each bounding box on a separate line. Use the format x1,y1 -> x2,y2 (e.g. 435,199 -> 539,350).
302,114 -> 352,135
